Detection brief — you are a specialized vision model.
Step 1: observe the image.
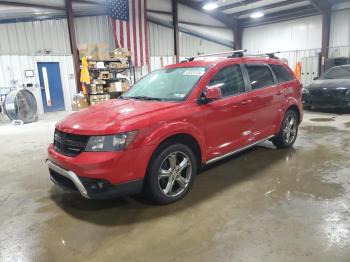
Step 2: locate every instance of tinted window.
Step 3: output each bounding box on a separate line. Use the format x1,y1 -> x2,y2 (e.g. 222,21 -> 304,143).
322,66 -> 350,79
270,64 -> 294,83
246,65 -> 275,90
208,65 -> 245,97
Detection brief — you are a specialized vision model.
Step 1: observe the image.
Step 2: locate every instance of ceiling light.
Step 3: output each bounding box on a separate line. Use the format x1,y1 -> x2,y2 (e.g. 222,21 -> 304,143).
250,12 -> 264,19
203,2 -> 219,11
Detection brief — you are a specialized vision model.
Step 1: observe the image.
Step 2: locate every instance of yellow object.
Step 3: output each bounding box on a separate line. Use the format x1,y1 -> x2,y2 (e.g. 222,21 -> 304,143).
80,57 -> 90,84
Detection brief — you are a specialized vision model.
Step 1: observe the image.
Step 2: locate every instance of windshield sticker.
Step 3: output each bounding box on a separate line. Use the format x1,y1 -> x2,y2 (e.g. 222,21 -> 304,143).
174,93 -> 186,98
184,70 -> 205,76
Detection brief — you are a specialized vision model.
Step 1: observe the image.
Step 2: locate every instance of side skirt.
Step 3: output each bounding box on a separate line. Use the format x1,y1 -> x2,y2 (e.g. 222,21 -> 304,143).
205,135 -> 275,165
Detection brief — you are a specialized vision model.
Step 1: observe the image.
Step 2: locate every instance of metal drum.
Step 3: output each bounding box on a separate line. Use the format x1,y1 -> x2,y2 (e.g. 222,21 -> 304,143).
4,89 -> 38,123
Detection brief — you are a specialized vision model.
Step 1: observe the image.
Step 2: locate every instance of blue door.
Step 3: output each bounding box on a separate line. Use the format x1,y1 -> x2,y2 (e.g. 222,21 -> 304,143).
37,62 -> 65,112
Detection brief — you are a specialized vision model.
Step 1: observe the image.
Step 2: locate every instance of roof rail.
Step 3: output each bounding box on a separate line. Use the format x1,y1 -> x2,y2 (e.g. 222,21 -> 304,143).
246,51 -> 281,59
184,49 -> 247,62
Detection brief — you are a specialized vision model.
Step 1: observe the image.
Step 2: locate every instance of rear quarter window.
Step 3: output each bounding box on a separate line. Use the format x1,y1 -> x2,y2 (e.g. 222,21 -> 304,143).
246,65 -> 275,90
270,64 -> 294,83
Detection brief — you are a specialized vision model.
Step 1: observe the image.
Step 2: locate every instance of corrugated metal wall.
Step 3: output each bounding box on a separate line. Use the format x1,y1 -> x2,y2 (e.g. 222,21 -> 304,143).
179,32 -> 231,57
74,15 -> 116,50
0,17 -> 231,57
0,19 -> 71,55
147,22 -> 231,57
148,22 -> 174,56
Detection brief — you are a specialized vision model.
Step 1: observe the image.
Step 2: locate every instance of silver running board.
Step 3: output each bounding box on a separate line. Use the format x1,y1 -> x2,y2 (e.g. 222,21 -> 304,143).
205,135 -> 274,165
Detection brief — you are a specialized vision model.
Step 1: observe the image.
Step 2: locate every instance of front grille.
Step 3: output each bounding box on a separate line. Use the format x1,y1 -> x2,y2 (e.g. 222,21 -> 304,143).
54,129 -> 89,157
310,88 -> 348,97
49,169 -> 78,191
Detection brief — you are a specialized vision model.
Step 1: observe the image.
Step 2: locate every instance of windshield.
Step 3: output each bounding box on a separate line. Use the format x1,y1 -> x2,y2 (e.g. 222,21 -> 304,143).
322,65 -> 350,79
122,67 -> 207,101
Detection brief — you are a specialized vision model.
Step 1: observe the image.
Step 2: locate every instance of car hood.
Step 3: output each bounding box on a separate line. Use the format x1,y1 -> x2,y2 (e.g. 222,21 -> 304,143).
56,99 -> 179,135
306,79 -> 350,90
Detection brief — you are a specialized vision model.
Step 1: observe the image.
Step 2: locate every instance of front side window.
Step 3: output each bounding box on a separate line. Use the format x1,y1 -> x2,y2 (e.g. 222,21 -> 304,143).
270,64 -> 294,83
208,65 -> 245,97
246,65 -> 275,90
122,67 -> 207,101
322,66 -> 350,79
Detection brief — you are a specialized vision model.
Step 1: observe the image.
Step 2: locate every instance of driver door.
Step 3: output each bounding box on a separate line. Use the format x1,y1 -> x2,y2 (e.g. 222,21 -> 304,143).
201,64 -> 254,162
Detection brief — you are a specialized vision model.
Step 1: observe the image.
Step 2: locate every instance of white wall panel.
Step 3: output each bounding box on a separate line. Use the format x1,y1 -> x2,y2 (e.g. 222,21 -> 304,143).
148,22 -> 174,56
242,15 -> 322,53
330,9 -> 350,48
74,15 -> 116,50
0,19 -> 70,55
179,32 -> 231,57
148,22 -> 231,57
0,55 -> 76,114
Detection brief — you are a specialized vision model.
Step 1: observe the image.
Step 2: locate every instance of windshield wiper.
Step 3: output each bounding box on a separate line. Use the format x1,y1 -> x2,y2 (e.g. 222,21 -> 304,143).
126,95 -> 163,101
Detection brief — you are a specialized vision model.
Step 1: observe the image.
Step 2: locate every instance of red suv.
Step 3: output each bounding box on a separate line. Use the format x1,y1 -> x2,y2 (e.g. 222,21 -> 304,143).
47,52 -> 303,204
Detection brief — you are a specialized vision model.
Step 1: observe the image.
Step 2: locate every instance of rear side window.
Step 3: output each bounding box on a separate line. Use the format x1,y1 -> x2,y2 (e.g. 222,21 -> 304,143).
208,65 -> 245,97
270,64 -> 294,83
246,65 -> 275,90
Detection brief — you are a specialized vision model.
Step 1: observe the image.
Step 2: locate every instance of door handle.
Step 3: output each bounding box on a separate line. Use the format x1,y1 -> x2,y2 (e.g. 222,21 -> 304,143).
276,90 -> 284,95
241,99 -> 252,105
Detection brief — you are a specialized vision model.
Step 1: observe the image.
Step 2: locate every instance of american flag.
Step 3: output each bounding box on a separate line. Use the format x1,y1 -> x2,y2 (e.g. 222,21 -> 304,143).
109,0 -> 149,67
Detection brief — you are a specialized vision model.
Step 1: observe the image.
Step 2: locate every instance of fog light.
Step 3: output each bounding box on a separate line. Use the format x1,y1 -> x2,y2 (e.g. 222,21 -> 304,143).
86,181 -> 105,192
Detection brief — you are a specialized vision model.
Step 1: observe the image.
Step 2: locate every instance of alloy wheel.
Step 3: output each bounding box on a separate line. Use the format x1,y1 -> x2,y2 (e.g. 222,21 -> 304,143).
158,151 -> 192,197
283,114 -> 297,144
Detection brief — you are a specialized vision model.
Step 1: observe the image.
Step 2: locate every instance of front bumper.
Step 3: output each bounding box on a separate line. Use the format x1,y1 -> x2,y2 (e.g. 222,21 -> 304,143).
302,93 -> 350,109
47,160 -> 143,199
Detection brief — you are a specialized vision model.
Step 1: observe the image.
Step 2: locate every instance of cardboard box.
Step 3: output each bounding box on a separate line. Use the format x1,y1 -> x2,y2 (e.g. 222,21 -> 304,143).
122,81 -> 129,92
88,61 -> 97,69
98,71 -> 112,79
97,43 -> 110,60
111,48 -> 131,58
72,93 -> 89,110
109,61 -> 129,69
78,43 -> 88,59
89,94 -> 110,105
87,44 -> 98,60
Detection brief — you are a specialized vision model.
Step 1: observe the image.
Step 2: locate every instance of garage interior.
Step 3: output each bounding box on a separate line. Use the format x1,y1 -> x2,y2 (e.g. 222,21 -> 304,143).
0,0 -> 350,261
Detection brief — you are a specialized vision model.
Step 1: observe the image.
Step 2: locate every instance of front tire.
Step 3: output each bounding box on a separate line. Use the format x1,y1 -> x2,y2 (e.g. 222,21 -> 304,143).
144,143 -> 197,204
273,110 -> 299,149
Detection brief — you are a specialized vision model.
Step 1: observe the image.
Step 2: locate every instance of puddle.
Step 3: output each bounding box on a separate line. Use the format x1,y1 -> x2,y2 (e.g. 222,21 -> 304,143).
310,118 -> 335,122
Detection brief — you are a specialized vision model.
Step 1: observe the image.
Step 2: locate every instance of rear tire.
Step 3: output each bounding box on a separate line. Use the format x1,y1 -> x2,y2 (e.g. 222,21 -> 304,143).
272,110 -> 299,149
144,143 -> 196,204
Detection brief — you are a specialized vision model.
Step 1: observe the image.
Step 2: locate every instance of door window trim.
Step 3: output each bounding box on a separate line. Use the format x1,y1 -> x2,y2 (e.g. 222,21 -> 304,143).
198,63 -> 250,103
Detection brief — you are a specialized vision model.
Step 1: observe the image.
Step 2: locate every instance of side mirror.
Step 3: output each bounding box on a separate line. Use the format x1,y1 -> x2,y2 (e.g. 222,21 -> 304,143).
313,76 -> 319,80
200,85 -> 222,104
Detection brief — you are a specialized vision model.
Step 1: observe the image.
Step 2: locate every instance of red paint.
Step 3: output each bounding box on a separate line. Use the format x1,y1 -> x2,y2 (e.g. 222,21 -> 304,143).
48,57 -> 303,186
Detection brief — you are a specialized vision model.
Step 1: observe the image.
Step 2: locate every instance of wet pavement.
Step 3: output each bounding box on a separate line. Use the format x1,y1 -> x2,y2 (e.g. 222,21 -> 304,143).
0,111 -> 350,262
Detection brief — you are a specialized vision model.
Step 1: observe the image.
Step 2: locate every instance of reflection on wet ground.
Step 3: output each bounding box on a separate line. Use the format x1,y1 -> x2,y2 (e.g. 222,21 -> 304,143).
0,112 -> 350,262
310,117 -> 335,122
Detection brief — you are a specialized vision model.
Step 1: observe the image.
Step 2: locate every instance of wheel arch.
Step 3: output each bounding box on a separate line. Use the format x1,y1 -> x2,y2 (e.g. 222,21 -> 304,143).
287,104 -> 301,123
150,133 -> 203,168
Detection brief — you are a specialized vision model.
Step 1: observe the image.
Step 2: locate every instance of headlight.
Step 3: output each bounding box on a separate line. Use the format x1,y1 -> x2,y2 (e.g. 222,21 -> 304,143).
302,88 -> 309,94
85,130 -> 138,152
346,89 -> 350,96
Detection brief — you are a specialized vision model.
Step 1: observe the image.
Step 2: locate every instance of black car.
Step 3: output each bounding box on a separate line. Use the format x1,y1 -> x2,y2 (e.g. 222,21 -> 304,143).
302,64 -> 350,110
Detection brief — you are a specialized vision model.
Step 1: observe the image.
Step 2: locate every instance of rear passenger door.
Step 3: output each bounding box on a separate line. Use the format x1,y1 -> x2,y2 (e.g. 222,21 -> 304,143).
244,64 -> 280,141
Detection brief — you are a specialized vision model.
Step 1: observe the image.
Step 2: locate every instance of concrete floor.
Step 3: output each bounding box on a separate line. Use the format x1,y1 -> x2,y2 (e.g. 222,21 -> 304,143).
0,110 -> 350,262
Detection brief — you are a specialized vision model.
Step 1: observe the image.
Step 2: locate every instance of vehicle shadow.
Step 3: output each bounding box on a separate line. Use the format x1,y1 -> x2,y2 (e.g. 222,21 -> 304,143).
305,108 -> 350,114
49,142 -> 295,226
